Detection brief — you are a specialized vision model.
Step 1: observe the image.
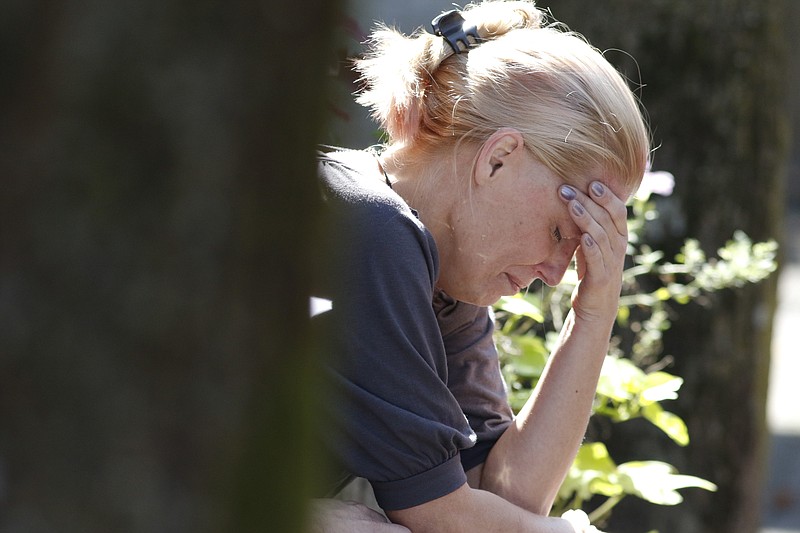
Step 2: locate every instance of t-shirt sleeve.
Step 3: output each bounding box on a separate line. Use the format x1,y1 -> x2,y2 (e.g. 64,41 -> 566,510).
321,189 -> 475,511
433,292 -> 514,472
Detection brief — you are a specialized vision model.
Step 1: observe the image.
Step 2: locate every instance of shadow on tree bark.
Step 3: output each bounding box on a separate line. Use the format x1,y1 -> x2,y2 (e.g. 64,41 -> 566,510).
0,1 -> 340,531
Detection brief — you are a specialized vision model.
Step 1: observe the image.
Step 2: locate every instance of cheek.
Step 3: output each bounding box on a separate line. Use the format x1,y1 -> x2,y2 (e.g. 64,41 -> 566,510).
561,240 -> 580,262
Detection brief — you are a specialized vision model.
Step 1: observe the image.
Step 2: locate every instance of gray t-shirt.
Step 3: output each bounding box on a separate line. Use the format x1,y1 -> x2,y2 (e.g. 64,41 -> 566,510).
314,149 -> 513,511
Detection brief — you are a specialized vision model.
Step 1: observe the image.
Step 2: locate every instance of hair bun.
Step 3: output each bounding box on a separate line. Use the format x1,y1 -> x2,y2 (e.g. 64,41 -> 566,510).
355,2 -> 545,146
465,1 -> 544,40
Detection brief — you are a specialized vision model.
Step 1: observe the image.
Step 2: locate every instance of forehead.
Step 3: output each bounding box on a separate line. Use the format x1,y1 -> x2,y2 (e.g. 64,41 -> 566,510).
566,171 -> 632,204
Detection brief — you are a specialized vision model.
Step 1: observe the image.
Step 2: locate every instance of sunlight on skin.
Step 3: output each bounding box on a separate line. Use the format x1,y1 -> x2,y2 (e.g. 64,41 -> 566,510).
493,462 -> 514,488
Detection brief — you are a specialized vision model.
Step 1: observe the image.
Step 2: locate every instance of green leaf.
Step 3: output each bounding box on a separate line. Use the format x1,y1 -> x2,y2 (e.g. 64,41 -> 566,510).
641,372 -> 683,404
507,389 -> 532,412
617,305 -> 630,326
596,356 -> 644,402
574,442 -> 617,473
559,443 -> 623,501
495,294 -> 544,322
617,461 -> 717,505
634,248 -> 665,267
642,403 -> 690,446
677,239 -> 705,267
654,287 -> 671,301
503,334 -> 548,378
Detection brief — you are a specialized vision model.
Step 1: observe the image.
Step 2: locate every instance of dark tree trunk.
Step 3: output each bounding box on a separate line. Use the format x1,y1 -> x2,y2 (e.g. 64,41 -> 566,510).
0,1 -> 339,532
542,1 -> 791,532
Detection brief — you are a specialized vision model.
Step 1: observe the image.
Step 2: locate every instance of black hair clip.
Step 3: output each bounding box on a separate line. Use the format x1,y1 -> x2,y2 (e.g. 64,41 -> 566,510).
431,10 -> 481,54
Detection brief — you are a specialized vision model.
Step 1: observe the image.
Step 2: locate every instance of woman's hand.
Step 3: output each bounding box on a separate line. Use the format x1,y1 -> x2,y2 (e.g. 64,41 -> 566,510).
558,181 -> 629,326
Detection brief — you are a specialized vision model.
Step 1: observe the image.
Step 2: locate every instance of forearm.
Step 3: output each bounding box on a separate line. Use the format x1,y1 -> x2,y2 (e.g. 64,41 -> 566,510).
479,309 -> 613,514
387,483 -> 576,533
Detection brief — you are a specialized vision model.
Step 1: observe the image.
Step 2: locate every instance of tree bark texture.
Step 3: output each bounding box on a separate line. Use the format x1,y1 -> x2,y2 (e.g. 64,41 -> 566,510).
542,1 -> 791,532
0,1 -> 339,532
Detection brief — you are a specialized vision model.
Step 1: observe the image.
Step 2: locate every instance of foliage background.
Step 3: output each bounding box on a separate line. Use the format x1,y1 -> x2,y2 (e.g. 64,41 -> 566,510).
0,0 -> 340,531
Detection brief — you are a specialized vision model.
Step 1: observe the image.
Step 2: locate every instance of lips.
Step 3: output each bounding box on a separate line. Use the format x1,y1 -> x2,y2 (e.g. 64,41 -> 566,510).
505,272 -> 525,294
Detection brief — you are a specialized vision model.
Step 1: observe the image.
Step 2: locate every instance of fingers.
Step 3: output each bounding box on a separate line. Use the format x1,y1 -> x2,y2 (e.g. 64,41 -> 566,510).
558,181 -> 628,257
557,181 -> 629,324
558,180 -> 630,315
587,181 -> 628,237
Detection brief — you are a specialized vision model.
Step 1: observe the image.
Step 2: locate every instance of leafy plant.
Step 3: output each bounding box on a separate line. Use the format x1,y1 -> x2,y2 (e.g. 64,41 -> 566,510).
493,168 -> 778,528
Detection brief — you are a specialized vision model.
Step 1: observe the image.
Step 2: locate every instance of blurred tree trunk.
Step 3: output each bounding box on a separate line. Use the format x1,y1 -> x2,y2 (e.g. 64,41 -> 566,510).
0,1 -> 339,532
543,1 -> 790,532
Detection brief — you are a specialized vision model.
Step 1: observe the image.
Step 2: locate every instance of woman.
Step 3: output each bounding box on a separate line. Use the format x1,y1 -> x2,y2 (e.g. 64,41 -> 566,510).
311,1 -> 649,531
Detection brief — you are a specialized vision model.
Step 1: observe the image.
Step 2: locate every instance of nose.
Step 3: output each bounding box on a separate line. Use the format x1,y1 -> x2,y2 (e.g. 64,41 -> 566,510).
537,241 -> 579,286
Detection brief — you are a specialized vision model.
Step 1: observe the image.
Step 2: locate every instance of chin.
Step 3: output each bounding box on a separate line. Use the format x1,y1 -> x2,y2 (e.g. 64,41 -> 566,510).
464,289 -> 507,307
466,296 -> 495,307
439,288 -> 485,307
440,278 -> 507,307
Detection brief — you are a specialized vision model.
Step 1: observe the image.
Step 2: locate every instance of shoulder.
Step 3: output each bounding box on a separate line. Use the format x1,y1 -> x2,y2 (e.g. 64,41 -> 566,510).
319,148 -> 432,254
318,148 -> 406,214
316,147 -> 439,291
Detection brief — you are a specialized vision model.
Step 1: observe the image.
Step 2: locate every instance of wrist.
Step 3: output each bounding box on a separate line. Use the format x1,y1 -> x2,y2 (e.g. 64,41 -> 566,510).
563,309 -> 615,345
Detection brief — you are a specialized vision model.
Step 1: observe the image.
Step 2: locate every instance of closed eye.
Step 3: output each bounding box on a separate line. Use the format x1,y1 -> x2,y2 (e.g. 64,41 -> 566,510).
553,227 -> 562,243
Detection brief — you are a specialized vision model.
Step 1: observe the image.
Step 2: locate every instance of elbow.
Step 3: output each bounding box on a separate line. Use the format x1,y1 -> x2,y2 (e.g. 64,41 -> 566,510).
478,464 -> 558,517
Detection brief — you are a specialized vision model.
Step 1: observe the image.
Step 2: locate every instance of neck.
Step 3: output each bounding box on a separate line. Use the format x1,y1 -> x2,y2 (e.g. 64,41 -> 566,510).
379,145 -> 472,281
380,147 -> 451,219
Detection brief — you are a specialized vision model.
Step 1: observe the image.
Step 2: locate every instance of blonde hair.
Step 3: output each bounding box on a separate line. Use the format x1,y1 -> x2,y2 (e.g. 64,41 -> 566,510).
354,0 -> 650,193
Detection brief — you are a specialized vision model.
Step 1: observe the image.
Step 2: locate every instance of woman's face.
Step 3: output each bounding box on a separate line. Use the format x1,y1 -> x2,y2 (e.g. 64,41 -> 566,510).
436,139 -> 598,307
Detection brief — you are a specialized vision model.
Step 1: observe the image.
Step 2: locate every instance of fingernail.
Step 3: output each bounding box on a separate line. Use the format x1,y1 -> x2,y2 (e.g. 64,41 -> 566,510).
591,182 -> 605,197
572,202 -> 585,216
583,234 -> 595,247
559,185 -> 576,200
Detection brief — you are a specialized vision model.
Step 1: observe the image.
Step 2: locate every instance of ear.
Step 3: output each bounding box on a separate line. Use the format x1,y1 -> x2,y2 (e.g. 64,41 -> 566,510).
474,127 -> 525,186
